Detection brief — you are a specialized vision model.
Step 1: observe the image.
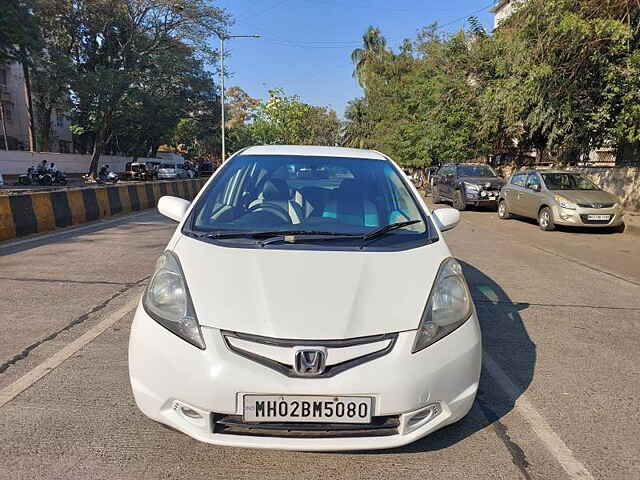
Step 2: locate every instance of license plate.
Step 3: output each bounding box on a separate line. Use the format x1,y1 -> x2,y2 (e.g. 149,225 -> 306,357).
243,395 -> 373,423
587,215 -> 611,221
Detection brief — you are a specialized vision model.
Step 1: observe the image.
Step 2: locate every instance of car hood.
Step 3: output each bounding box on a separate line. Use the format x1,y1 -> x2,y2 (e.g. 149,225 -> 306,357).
553,190 -> 617,204
460,176 -> 504,187
173,235 -> 451,339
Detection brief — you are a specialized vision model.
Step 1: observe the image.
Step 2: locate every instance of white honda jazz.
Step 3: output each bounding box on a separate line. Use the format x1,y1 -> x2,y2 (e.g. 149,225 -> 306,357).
129,145 -> 481,451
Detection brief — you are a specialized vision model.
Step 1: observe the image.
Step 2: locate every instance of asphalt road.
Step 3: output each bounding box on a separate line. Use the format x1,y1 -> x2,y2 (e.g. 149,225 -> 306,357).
0,204 -> 639,479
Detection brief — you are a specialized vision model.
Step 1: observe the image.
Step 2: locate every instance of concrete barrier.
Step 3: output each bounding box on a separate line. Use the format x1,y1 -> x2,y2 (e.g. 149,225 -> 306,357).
0,178 -> 207,241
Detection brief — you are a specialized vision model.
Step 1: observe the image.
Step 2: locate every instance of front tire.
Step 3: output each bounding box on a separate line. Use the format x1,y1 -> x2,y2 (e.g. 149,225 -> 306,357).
454,190 -> 467,211
538,207 -> 555,231
498,200 -> 511,219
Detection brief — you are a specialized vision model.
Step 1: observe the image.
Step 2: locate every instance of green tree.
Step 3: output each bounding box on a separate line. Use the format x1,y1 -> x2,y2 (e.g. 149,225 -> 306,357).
351,26 -> 388,88
66,0 -> 229,178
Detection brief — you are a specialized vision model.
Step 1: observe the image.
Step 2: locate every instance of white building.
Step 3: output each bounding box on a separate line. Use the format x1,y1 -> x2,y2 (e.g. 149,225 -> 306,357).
492,0 -> 521,29
0,62 -> 73,152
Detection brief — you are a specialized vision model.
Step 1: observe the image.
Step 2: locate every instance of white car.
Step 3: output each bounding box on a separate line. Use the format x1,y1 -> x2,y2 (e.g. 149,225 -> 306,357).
129,145 -> 481,451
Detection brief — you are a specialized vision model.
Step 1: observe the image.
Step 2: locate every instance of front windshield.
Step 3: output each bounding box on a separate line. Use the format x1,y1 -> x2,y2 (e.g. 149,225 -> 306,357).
457,164 -> 497,177
189,154 -> 427,239
541,173 -> 599,191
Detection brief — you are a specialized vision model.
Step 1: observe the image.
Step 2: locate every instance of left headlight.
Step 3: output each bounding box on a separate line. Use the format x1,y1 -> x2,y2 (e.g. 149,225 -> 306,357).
463,182 -> 480,192
554,194 -> 577,210
143,251 -> 206,349
412,258 -> 474,353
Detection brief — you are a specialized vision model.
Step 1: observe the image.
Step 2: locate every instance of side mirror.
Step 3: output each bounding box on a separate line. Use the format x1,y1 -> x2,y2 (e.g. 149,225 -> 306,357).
531,184 -> 541,192
432,208 -> 460,232
158,196 -> 190,222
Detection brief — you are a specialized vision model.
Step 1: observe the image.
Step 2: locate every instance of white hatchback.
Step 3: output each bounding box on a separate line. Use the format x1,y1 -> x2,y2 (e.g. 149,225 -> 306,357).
129,145 -> 481,451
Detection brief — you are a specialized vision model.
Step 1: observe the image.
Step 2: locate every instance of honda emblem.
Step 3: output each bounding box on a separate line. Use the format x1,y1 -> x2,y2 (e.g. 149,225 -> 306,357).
293,347 -> 327,376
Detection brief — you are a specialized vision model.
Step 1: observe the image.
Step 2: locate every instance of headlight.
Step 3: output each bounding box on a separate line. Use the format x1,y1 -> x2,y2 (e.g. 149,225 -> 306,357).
463,182 -> 480,192
554,194 -> 577,210
143,251 -> 206,349
412,258 -> 473,353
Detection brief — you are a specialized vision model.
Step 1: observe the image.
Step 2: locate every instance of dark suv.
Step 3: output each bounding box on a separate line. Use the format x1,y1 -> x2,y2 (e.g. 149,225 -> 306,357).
432,163 -> 505,210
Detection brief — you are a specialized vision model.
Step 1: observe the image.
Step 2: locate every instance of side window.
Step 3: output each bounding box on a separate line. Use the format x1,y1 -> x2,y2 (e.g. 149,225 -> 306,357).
511,173 -> 526,187
526,174 -> 541,190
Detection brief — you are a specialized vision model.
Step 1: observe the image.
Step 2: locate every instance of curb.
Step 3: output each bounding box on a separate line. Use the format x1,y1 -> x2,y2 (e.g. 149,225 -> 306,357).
0,179 -> 207,241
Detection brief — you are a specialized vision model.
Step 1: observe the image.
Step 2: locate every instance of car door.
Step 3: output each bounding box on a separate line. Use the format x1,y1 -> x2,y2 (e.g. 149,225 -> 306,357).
520,173 -> 543,218
440,165 -> 455,199
505,172 -> 528,215
434,166 -> 449,198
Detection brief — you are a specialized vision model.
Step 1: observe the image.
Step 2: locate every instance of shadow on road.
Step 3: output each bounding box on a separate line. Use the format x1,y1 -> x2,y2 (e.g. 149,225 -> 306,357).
346,261 -> 537,456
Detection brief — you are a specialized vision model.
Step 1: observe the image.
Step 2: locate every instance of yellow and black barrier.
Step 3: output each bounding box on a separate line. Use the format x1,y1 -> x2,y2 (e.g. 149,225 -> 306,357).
0,178 -> 208,242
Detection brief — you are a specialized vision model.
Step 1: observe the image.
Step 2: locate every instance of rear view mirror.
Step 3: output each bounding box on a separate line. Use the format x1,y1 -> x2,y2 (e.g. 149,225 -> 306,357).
432,208 -> 460,232
158,196 -> 190,222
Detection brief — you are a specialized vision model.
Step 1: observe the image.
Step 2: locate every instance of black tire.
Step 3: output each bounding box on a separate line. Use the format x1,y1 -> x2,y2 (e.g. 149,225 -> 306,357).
538,206 -> 555,231
454,190 -> 467,211
432,185 -> 441,204
498,200 -> 511,219
40,175 -> 52,186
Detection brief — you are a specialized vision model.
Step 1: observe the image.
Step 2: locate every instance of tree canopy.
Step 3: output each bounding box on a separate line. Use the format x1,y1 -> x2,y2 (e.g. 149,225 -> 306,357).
343,0 -> 640,167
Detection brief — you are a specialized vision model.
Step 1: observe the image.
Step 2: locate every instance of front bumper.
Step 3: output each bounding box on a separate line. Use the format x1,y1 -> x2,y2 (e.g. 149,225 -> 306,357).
464,190 -> 500,207
129,304 -> 482,451
552,205 -> 624,228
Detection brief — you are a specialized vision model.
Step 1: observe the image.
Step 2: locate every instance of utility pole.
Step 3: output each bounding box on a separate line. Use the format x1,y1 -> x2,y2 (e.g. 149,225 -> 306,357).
0,102 -> 8,150
216,32 -> 260,163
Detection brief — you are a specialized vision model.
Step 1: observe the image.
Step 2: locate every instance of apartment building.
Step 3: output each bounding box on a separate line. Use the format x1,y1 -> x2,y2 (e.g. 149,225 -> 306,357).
0,62 -> 73,152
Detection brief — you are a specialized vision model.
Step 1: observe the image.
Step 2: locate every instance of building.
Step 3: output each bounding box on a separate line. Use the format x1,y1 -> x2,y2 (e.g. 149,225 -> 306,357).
492,0 -> 520,29
0,62 -> 73,152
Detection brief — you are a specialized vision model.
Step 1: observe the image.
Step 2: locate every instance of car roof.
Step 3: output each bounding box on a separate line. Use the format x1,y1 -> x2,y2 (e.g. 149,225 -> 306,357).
239,145 -> 388,160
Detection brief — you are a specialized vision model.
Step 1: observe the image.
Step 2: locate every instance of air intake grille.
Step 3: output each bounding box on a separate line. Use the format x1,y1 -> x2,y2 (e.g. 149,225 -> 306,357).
211,413 -> 400,438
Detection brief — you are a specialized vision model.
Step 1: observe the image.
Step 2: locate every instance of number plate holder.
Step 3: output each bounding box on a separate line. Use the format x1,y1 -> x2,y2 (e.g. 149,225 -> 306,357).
242,395 -> 373,423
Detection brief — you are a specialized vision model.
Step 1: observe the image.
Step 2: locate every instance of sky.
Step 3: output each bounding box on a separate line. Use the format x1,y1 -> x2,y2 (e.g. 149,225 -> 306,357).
214,0 -> 495,116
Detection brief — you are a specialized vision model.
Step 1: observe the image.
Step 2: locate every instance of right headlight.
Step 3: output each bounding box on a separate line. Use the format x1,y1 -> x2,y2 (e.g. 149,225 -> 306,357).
463,182 -> 480,192
143,251 -> 205,349
412,258 -> 473,353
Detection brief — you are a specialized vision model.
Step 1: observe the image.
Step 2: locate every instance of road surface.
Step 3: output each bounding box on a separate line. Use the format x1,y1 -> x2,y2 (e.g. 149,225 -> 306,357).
1,205 -> 639,479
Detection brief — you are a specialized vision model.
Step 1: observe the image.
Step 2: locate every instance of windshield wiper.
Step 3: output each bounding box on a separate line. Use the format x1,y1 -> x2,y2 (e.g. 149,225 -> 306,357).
194,222 -> 422,247
361,220 -> 422,242
202,230 -> 361,241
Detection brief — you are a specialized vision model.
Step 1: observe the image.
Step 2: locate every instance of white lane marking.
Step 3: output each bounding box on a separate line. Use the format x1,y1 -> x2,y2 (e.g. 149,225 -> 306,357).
0,295 -> 140,409
483,352 -> 594,480
0,210 -> 155,250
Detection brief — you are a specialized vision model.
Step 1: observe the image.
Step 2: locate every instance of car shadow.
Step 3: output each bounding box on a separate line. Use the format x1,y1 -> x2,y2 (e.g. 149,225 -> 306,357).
343,261 -> 536,455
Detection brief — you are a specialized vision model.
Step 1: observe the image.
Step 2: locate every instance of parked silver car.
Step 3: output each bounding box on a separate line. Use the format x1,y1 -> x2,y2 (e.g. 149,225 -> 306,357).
498,170 -> 624,231
157,163 -> 190,180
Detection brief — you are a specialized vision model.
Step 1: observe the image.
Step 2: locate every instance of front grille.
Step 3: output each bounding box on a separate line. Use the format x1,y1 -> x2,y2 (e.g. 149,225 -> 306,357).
222,331 -> 397,379
211,413 -> 400,438
580,214 -> 613,225
577,202 -> 615,209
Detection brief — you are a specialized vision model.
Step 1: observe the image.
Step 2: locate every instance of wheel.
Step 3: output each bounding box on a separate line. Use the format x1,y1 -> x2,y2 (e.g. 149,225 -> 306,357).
454,190 -> 467,211
432,186 -> 441,204
498,200 -> 511,219
538,207 -> 555,231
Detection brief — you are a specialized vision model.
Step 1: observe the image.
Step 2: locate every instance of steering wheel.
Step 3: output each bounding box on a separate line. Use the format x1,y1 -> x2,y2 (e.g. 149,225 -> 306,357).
246,202 -> 291,223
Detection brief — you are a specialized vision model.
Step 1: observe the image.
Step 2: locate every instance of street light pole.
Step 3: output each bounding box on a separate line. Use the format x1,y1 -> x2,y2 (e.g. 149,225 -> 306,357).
217,33 -> 260,163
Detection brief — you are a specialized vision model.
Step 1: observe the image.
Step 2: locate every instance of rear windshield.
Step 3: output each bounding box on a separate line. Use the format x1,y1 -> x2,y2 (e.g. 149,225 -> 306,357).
187,154 -> 433,249
541,173 -> 599,191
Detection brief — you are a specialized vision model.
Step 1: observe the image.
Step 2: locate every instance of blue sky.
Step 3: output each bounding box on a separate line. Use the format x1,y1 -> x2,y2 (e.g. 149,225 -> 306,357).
215,1 -> 495,116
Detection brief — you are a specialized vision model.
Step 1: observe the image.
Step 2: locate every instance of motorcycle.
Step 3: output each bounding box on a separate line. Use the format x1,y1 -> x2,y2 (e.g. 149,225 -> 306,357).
18,167 -> 53,186
97,171 -> 119,184
51,170 -> 67,186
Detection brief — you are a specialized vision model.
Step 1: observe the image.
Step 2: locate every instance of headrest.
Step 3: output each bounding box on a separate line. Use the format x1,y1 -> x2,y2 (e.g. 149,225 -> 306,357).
262,179 -> 290,201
